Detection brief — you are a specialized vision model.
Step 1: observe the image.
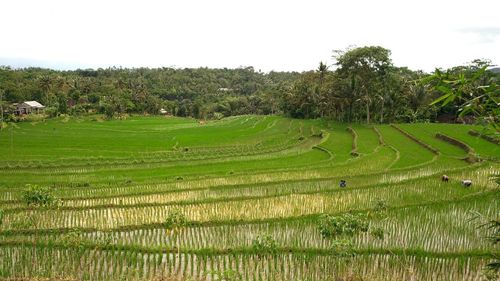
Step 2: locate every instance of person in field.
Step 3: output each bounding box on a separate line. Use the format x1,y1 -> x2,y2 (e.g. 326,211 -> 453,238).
461,179 -> 472,187
339,180 -> 346,188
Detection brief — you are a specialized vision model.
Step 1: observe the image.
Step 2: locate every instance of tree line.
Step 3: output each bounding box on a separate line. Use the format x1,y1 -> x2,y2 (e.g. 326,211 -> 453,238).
0,46 -> 498,124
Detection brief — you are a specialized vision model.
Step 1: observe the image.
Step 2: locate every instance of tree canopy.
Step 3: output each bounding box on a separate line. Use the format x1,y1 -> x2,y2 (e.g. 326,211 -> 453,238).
0,46 -> 497,126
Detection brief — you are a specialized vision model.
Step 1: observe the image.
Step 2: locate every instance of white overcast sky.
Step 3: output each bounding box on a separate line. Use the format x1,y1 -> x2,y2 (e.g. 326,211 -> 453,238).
0,0 -> 499,72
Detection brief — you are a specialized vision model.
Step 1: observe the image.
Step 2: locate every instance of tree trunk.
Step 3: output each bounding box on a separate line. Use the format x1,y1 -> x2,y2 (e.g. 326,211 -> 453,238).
366,102 -> 370,124
380,101 -> 384,123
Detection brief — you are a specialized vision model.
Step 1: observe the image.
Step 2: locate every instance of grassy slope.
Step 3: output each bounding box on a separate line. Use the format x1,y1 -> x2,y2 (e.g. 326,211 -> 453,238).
376,125 -> 436,169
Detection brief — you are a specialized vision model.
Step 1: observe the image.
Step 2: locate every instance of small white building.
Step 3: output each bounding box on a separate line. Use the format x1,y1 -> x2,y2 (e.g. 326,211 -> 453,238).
15,101 -> 45,115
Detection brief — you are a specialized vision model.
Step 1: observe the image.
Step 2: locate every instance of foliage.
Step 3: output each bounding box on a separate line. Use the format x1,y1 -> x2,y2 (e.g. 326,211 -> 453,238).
334,46 -> 392,124
251,235 -> 278,257
1,50 -> 496,125
0,66 -> 299,120
370,227 -> 385,240
282,47 -> 439,123
425,60 -> 499,133
22,184 -> 57,207
329,239 -> 356,257
58,230 -> 87,248
373,200 -> 389,212
469,210 -> 500,278
0,209 -> 3,228
318,213 -> 369,238
483,218 -> 500,274
165,208 -> 188,234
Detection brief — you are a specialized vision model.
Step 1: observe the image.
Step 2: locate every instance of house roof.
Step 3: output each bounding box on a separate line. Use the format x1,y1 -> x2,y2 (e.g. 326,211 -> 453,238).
23,101 -> 45,108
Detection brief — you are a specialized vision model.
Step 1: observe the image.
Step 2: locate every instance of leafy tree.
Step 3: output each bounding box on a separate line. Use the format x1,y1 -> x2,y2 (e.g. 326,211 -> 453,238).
425,60 -> 499,134
0,54 -> 496,125
334,46 -> 393,123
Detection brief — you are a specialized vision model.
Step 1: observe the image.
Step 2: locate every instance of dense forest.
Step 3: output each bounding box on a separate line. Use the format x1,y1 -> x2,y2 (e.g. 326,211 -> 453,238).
0,46 -> 498,124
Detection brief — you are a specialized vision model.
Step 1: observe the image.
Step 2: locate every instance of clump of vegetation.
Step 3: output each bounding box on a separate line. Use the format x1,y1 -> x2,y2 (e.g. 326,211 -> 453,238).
252,235 -> 278,257
58,230 -> 87,249
373,200 -> 389,212
22,185 -> 57,207
330,239 -> 355,257
426,60 -> 499,133
370,227 -> 385,240
165,208 -> 188,234
318,213 -> 369,238
370,199 -> 389,219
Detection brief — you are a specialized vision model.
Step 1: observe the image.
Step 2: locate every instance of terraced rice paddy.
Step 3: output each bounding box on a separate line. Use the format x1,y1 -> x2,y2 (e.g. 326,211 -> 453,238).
0,115 -> 498,281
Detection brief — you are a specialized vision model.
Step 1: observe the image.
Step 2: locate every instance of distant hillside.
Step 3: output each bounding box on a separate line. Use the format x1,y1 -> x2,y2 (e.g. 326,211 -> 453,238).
488,67 -> 500,73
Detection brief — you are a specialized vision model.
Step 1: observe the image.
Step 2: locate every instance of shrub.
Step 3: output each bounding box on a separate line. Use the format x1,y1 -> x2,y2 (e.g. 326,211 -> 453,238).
252,234 -> 278,257
22,185 -> 57,207
373,200 -> 389,212
330,239 -> 355,257
165,208 -> 188,233
318,213 -> 369,238
370,227 -> 385,240
59,230 -> 87,248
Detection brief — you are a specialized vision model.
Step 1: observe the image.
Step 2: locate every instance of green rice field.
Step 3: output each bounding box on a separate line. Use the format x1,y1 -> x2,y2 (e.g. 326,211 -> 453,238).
0,115 -> 498,281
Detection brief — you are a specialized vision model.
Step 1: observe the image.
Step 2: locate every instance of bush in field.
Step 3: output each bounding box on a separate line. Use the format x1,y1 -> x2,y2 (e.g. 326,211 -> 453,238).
373,200 -> 389,212
370,227 -> 385,240
330,239 -> 355,257
252,235 -> 278,257
318,213 -> 369,238
165,208 -> 188,234
58,230 -> 87,249
369,199 -> 390,220
22,185 -> 57,207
